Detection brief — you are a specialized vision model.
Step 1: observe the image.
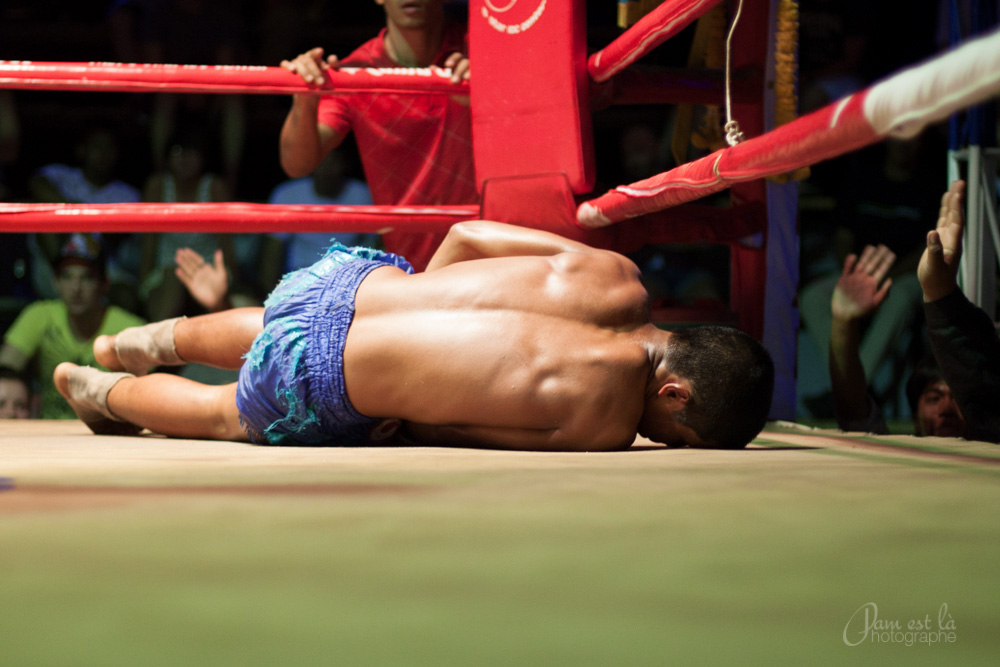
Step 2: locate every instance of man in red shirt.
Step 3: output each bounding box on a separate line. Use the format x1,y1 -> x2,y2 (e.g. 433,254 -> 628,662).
279,0 -> 475,270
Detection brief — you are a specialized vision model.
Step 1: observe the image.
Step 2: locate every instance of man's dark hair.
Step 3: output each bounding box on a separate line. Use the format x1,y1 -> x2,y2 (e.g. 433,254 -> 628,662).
905,356 -> 945,416
0,365 -> 30,392
664,325 -> 775,449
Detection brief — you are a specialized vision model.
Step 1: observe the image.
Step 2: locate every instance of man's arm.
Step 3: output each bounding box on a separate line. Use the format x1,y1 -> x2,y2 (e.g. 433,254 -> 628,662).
918,180 -> 1000,442
403,422 -> 633,452
829,244 -> 895,431
424,221 -> 599,271
278,47 -> 347,178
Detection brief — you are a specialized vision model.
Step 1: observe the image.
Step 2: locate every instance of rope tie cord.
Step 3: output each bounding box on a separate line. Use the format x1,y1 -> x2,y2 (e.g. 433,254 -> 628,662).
723,0 -> 747,146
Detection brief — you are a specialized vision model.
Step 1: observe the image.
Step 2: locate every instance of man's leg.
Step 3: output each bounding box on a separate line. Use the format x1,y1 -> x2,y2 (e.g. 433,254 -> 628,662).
95,307 -> 265,374
55,362 -> 248,441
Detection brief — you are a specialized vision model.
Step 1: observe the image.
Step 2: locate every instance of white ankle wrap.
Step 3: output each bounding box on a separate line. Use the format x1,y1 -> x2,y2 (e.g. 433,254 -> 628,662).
67,366 -> 135,422
114,316 -> 184,376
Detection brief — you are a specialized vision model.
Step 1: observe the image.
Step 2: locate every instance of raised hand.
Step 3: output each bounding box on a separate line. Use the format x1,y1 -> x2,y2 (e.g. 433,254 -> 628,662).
918,180 -> 965,302
831,244 -> 896,321
175,247 -> 228,312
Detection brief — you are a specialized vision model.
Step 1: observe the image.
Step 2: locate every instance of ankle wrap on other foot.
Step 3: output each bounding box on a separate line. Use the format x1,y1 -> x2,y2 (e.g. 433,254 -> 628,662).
114,317 -> 184,376
67,366 -> 135,422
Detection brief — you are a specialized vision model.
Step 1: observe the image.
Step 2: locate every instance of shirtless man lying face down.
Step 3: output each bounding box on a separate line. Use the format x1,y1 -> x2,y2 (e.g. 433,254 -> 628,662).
55,221 -> 774,451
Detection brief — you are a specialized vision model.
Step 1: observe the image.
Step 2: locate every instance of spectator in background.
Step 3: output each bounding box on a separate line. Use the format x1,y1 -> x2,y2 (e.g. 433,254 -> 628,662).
827,243 -> 964,437
139,124 -> 241,322
28,122 -> 140,207
916,180 -> 1000,442
0,90 -> 20,201
279,0 -> 475,271
260,147 -> 378,288
798,135 -> 941,418
0,367 -> 31,419
140,0 -> 248,191
27,122 -> 142,311
829,181 -> 1000,443
0,234 -> 145,419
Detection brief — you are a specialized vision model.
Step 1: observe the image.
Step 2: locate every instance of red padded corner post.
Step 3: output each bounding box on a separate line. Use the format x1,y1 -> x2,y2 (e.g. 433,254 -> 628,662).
479,172 -> 588,240
469,0 -> 595,194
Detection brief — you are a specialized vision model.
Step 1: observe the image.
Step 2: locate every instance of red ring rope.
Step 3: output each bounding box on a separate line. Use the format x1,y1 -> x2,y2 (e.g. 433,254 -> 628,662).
0,61 -> 468,96
0,203 -> 480,233
579,27 -> 1000,226
588,0 -> 724,83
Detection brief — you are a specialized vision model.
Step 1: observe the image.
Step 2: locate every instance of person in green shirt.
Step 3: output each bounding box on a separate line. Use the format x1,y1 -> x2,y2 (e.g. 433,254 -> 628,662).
0,233 -> 145,418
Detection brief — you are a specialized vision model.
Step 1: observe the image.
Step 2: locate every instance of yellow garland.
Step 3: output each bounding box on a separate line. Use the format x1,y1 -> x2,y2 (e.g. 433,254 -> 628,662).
770,0 -> 810,183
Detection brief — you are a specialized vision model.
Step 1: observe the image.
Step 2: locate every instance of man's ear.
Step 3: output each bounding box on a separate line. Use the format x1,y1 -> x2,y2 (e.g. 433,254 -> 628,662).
656,379 -> 691,407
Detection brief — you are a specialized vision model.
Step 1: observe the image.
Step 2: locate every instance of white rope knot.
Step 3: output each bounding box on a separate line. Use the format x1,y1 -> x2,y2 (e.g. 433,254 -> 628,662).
723,0 -> 747,148
725,120 -> 745,146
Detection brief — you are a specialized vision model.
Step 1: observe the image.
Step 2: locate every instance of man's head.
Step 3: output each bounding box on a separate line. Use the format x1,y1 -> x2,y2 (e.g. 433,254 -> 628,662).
642,325 -> 774,448
907,360 -> 965,437
54,233 -> 108,317
377,0 -> 445,31
0,367 -> 31,419
77,124 -> 120,187
166,125 -> 208,183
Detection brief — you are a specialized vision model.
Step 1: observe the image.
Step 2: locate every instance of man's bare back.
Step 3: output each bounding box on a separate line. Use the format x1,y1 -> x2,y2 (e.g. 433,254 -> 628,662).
345,250 -> 655,450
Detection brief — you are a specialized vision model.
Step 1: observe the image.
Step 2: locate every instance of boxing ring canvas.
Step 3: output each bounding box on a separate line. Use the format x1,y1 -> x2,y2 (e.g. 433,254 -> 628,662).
1,420 -> 999,665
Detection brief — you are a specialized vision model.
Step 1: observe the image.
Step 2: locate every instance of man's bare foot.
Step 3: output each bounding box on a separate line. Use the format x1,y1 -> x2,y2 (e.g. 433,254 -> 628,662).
54,362 -> 142,436
93,334 -> 122,370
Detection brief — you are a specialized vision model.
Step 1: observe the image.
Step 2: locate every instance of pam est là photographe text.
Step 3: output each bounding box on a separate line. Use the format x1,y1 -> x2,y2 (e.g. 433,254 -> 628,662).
843,602 -> 957,647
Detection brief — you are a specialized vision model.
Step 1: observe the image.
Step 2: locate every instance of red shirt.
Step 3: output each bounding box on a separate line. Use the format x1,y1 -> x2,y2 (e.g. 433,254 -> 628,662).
318,25 -> 477,270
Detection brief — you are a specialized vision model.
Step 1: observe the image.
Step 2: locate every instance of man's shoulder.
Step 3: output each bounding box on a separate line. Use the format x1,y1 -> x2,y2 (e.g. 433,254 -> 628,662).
554,248 -> 641,280
36,163 -> 79,184
10,300 -> 62,324
3,300 -> 63,348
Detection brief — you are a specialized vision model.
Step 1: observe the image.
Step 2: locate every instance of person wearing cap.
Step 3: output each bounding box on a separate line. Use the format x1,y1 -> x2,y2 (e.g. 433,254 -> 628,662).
0,233 -> 145,419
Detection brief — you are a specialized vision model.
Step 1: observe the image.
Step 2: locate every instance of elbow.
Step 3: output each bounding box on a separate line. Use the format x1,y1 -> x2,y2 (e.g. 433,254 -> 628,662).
439,220 -> 482,257
279,152 -> 312,179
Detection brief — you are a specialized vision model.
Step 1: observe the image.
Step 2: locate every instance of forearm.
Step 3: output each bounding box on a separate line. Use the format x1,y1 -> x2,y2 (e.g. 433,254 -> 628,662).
425,220 -> 592,271
279,95 -> 327,178
829,316 -> 874,426
403,421 -> 631,452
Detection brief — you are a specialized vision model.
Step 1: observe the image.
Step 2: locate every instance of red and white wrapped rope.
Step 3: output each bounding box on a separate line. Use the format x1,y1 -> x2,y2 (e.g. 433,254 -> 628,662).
0,203 -> 480,233
578,28 -> 1000,227
0,60 -> 468,96
588,0 -> 724,83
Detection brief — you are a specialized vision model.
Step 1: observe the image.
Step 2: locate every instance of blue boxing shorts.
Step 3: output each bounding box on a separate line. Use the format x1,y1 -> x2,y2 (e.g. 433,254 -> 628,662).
235,242 -> 413,446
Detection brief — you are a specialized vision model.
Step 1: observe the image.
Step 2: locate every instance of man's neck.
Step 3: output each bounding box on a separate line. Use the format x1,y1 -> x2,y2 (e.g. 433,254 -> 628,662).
68,308 -> 105,342
641,325 -> 674,400
383,23 -> 444,67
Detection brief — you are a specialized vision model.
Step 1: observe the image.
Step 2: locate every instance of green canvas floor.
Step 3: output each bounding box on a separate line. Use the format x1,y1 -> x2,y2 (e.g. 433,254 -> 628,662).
1,419 -> 998,666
